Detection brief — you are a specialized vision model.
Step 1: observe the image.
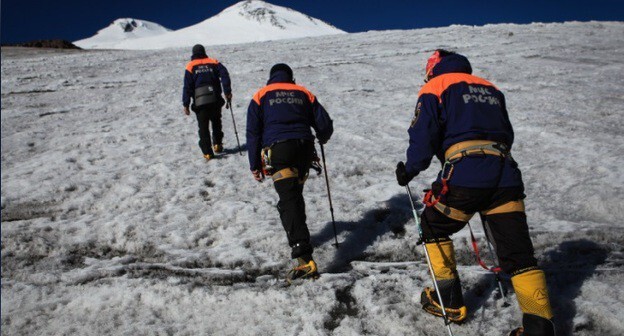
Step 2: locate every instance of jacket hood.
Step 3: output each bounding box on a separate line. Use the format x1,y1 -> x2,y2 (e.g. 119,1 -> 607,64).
430,54 -> 473,79
267,70 -> 295,84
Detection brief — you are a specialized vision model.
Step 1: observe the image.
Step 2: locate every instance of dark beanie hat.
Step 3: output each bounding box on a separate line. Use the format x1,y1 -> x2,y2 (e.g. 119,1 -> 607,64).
270,63 -> 293,80
192,44 -> 206,57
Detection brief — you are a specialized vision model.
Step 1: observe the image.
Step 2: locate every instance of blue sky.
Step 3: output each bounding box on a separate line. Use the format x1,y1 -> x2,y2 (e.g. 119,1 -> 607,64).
1,0 -> 623,44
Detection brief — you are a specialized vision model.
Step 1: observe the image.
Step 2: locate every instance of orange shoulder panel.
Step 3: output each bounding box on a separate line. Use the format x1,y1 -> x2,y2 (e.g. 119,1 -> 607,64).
185,58 -> 220,73
252,83 -> 316,105
418,73 -> 497,101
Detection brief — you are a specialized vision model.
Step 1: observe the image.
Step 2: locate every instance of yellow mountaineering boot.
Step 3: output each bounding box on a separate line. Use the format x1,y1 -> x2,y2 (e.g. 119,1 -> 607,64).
203,154 -> 213,161
213,144 -> 223,154
509,269 -> 555,335
421,287 -> 468,323
509,313 -> 556,336
420,239 -> 468,323
286,258 -> 320,284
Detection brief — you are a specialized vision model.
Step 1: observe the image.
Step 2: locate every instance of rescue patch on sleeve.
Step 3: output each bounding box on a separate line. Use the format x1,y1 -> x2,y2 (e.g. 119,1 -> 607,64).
410,102 -> 422,128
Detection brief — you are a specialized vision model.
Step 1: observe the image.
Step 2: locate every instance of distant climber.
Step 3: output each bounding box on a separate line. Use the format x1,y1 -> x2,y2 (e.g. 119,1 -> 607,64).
182,44 -> 232,160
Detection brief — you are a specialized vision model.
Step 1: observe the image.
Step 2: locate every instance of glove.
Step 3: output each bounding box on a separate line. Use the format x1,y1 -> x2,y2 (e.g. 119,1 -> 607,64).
310,150 -> 322,176
252,169 -> 264,182
183,106 -> 190,116
225,94 -> 232,109
395,161 -> 414,186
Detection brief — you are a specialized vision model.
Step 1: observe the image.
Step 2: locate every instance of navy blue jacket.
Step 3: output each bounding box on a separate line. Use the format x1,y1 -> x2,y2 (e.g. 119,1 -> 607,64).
182,55 -> 231,108
246,71 -> 333,171
405,54 -> 523,188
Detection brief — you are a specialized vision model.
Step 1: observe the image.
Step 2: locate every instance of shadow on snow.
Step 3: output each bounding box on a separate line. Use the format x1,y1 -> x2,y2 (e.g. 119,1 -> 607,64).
542,239 -> 609,334
465,239 -> 608,334
311,193 -> 414,274
313,192 -> 610,334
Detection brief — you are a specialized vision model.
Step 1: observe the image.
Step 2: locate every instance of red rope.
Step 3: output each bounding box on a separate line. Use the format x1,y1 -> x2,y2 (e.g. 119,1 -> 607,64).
423,178 -> 449,207
423,164 -> 453,207
468,222 -> 502,273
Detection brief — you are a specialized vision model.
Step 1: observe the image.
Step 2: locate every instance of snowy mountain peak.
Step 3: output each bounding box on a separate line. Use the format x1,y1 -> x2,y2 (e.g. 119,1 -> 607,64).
74,18 -> 171,49
111,18 -> 158,33
75,1 -> 345,50
224,0 -> 328,30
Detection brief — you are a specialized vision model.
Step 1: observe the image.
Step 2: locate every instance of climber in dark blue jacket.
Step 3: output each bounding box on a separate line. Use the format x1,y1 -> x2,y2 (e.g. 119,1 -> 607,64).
246,63 -> 333,283
403,51 -> 519,188
182,44 -> 232,160
396,50 -> 555,336
246,65 -> 333,172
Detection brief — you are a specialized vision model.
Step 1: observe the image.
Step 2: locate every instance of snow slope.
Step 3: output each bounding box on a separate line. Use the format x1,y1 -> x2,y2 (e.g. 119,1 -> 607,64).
2,21 -> 624,335
75,0 -> 346,50
74,18 -> 171,49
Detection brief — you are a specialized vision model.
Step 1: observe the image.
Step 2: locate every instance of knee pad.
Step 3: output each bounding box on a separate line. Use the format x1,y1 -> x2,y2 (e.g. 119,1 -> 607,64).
511,269 -> 553,320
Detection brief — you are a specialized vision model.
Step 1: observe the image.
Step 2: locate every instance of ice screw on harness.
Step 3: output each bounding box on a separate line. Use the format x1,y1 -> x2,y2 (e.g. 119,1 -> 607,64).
261,147 -> 273,176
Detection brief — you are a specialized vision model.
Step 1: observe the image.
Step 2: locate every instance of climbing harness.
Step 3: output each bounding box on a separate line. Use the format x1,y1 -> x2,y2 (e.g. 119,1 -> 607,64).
423,140 -> 511,209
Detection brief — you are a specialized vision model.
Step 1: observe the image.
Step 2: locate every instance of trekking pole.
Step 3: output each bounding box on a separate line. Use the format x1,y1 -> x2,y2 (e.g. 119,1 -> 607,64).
227,101 -> 243,156
405,184 -> 454,336
479,214 -> 507,301
320,144 -> 339,247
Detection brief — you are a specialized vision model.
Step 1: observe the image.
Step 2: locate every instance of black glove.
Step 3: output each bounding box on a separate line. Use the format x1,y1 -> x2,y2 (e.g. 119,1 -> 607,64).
395,161 -> 413,186
310,149 -> 322,176
224,94 -> 232,108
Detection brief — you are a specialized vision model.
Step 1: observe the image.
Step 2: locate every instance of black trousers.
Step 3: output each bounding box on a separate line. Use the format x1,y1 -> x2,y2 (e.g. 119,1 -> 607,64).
194,104 -> 223,155
270,139 -> 315,259
421,183 -> 538,274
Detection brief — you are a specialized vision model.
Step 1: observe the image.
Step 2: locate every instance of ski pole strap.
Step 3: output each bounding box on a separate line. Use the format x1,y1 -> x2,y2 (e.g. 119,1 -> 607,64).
467,222 -> 502,273
445,140 -> 510,162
